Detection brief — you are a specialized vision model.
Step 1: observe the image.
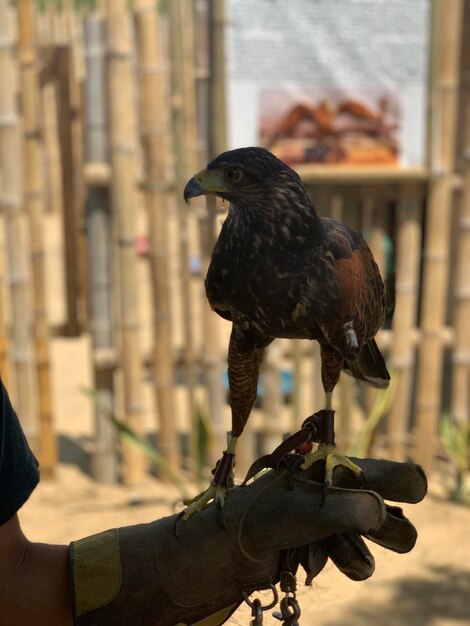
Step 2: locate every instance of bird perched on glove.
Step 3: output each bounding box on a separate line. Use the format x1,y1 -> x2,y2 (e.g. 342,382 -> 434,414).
183,147 -> 390,516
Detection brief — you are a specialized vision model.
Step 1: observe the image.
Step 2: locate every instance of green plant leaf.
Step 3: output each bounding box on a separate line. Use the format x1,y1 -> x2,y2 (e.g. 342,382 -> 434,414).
81,386 -> 190,499
193,404 -> 211,480
439,413 -> 470,504
347,373 -> 397,458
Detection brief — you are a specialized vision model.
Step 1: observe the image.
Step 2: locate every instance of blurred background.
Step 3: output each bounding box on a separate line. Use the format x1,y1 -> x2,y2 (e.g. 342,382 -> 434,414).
0,1 -> 469,624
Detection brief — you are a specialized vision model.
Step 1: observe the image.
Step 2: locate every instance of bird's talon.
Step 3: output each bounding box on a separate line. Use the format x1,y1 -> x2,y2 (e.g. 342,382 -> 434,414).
183,492 -> 202,507
287,455 -> 304,490
181,484 -> 231,521
321,480 -> 331,506
302,444 -> 363,501
216,501 -> 228,530
174,511 -> 185,538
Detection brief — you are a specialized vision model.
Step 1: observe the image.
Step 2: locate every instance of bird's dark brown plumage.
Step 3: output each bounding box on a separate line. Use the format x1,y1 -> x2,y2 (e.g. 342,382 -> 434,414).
185,146 -> 390,440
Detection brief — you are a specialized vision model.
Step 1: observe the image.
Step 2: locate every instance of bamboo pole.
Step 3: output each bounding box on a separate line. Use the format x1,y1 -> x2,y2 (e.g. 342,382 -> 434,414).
38,19 -> 63,218
63,0 -> 78,47
41,83 -> 62,214
451,95 -> 470,423
328,192 -> 353,449
56,45 -> 81,336
208,0 -> 226,156
17,0 -> 57,477
361,189 -> 387,447
134,0 -> 179,470
194,0 -> 228,467
194,0 -> 211,167
106,0 -> 146,485
388,183 -> 422,459
180,0 -> 199,176
69,30 -> 87,333
168,0 -> 197,461
40,4 -> 55,46
0,0 -> 37,447
415,0 -> 463,471
51,3 -> 67,45
0,222 -> 10,389
362,190 -> 388,286
84,12 -> 117,483
335,186 -> 361,435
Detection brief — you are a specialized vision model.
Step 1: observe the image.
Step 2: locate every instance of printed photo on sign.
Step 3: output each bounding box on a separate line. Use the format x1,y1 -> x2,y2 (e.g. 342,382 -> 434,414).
258,87 -> 401,167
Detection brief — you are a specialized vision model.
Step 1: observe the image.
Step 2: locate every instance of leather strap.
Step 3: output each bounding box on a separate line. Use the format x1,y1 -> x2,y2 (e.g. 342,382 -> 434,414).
241,410 -> 336,485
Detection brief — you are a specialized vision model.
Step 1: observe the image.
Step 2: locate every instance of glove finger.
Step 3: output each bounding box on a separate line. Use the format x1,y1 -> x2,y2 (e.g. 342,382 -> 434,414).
240,470 -> 387,558
304,458 -> 427,504
354,458 -> 427,504
323,533 -> 375,581
365,505 -> 418,553
296,543 -> 329,585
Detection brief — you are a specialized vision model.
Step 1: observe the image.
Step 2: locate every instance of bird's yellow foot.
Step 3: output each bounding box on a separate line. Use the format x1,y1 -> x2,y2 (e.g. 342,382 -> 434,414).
181,484 -> 230,520
301,444 -> 363,501
179,449 -> 236,523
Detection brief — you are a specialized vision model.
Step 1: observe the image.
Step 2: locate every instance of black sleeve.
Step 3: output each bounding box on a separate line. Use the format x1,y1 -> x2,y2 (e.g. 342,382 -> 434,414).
0,379 -> 39,525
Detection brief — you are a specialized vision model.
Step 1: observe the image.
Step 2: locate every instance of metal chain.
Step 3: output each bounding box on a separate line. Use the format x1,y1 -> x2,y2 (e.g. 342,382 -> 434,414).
250,598 -> 264,626
242,573 -> 302,625
242,584 -> 279,626
272,571 -> 301,626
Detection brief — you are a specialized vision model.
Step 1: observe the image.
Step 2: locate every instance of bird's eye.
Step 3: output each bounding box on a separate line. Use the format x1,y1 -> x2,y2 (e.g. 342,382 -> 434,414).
224,167 -> 242,183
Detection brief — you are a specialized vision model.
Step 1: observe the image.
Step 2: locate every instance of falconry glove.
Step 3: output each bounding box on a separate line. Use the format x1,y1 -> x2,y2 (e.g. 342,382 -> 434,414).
70,457 -> 426,626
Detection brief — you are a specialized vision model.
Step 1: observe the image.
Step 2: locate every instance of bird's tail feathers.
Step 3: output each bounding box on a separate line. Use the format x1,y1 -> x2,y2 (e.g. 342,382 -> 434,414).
343,338 -> 390,389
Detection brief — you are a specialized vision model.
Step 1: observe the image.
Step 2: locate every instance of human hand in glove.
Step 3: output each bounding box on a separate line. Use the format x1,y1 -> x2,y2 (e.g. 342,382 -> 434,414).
70,457 -> 427,626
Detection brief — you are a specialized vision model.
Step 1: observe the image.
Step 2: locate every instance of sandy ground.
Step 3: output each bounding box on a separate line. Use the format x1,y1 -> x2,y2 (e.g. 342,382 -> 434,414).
11,214 -> 470,625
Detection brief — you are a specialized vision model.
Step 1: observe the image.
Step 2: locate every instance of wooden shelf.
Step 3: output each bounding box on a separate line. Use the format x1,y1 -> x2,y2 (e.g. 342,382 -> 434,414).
295,164 -> 430,184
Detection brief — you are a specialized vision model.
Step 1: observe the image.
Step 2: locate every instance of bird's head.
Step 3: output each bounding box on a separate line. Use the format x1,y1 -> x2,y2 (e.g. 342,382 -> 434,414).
183,147 -> 309,209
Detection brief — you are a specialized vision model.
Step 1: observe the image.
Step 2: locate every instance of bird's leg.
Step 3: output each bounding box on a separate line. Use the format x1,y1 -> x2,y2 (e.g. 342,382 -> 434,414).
325,391 -> 333,410
211,434 -> 238,490
182,435 -> 239,520
182,327 -> 270,520
301,409 -> 362,493
301,346 -> 362,490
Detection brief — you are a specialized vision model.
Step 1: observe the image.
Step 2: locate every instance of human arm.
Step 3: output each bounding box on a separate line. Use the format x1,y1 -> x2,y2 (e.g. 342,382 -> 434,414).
0,378 -> 426,626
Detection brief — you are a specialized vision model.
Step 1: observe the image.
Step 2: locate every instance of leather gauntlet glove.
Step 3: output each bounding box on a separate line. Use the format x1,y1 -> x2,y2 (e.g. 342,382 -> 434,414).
287,456 -> 427,584
70,458 -> 426,626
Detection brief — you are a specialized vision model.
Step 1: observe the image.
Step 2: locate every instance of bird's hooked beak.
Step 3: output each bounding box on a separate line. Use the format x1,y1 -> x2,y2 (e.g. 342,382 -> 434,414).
183,168 -> 227,203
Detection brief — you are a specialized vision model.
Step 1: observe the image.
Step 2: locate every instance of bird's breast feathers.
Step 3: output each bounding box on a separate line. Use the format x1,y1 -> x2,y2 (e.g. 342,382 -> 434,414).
205,233 -> 334,339
205,214 -> 385,346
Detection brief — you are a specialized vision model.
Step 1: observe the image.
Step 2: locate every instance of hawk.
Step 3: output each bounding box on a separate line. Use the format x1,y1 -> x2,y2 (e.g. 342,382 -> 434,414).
183,147 -> 389,515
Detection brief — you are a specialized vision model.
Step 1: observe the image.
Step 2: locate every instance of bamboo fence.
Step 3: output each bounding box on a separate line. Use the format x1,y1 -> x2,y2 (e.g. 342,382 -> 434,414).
83,11 -> 117,483
195,0 -> 228,466
0,0 -> 466,485
134,0 -> 179,471
168,0 -> 198,455
56,43 -> 82,336
452,21 -> 470,424
0,233 -> 10,390
17,0 -> 57,478
388,183 -> 423,460
415,0 -> 464,471
106,0 -> 146,485
0,0 -> 37,450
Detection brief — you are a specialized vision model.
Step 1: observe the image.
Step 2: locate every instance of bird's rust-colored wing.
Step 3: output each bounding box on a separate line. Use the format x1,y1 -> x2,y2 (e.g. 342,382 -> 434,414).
318,218 -> 385,358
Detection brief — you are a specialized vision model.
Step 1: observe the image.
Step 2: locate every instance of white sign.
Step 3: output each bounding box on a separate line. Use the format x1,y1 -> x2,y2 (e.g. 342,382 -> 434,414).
226,0 -> 430,168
